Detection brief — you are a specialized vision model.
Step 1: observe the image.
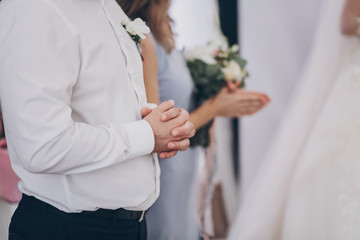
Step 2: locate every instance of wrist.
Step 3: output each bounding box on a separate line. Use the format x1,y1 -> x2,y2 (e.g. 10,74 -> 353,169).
204,98 -> 219,119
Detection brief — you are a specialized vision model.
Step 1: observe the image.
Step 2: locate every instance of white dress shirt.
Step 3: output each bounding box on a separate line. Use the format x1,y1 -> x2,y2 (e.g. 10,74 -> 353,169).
0,0 -> 160,212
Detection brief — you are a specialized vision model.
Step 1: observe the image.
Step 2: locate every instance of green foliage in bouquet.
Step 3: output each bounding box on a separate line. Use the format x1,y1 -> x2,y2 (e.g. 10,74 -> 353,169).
186,43 -> 249,148
186,60 -> 226,100
189,119 -> 213,148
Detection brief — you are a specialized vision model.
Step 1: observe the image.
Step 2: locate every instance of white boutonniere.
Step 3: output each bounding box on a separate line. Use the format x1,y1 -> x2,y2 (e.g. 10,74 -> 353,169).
122,18 -> 150,44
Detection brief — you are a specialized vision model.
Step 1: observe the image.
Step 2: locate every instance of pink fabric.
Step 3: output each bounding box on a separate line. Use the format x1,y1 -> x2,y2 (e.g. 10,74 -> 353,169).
0,138 -> 22,203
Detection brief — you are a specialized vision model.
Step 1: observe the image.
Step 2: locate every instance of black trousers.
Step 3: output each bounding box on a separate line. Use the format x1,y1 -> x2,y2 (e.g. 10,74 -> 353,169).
9,195 -> 147,240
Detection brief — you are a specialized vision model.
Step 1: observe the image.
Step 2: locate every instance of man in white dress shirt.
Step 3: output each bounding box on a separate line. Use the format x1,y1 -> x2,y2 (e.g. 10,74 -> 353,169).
0,0 -> 195,239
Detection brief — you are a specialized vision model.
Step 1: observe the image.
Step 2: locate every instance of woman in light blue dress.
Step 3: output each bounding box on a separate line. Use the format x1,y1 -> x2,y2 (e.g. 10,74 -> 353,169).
118,0 -> 269,239
146,33 -> 202,239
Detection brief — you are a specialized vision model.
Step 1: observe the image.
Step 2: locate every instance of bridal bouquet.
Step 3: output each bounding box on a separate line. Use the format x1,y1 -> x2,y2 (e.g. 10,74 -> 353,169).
185,42 -> 249,147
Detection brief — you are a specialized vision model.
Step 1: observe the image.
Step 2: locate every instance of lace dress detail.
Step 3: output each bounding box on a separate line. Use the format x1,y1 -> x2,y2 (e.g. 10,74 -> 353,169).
282,41 -> 360,240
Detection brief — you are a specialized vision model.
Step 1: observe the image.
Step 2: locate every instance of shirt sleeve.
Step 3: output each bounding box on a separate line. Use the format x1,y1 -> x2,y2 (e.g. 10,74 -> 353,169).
0,1 -> 155,175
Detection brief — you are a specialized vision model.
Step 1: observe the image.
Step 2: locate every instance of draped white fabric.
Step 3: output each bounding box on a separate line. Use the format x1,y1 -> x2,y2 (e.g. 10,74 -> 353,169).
239,0 -> 323,192
230,0 -> 360,238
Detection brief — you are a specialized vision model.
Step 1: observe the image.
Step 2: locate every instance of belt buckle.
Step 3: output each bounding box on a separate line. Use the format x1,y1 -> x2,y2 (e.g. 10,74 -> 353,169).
138,210 -> 145,222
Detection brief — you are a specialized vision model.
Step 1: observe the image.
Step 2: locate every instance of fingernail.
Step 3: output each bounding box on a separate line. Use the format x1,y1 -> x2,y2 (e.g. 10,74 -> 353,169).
170,143 -> 176,148
161,114 -> 167,121
173,130 -> 179,136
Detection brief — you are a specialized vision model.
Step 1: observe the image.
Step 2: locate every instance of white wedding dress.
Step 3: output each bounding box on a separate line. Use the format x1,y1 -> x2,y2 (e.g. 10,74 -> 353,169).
229,0 -> 360,239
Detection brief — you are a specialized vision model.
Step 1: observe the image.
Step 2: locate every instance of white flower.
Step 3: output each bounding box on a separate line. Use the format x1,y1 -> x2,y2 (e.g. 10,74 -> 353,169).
199,55 -> 217,65
218,51 -> 229,58
212,36 -> 228,51
229,44 -> 240,53
221,60 -> 243,82
123,18 -> 150,40
184,45 -> 217,65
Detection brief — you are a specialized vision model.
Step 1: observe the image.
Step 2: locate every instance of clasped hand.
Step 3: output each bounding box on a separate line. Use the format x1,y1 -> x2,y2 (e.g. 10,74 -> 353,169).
142,100 -> 195,159
210,81 -> 271,118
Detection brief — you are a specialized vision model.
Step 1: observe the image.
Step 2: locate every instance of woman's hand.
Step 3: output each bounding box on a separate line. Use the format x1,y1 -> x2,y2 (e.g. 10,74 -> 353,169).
226,81 -> 241,92
341,0 -> 360,36
210,87 -> 270,118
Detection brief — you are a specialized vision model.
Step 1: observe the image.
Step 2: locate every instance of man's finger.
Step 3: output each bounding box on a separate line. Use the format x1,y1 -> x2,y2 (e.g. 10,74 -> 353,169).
157,99 -> 175,112
169,109 -> 189,129
141,107 -> 152,118
159,150 -> 178,159
171,121 -> 195,138
161,108 -> 181,121
168,139 -> 190,151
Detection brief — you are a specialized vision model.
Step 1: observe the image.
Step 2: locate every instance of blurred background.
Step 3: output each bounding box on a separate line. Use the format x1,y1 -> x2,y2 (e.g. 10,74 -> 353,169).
0,0 -> 325,239
171,0 -> 323,238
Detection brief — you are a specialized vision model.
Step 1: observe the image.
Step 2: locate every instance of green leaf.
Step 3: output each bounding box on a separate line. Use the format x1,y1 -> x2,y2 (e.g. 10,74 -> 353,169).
233,57 -> 247,68
190,120 -> 213,147
204,64 -> 220,76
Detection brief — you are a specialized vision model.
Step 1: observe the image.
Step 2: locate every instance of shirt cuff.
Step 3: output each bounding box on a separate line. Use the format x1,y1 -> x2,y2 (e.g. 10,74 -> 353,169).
145,103 -> 157,109
122,120 -> 155,159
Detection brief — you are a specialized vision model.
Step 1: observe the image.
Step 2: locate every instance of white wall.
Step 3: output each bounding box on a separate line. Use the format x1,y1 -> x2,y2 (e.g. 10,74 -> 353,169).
170,0 -> 218,49
239,0 -> 323,194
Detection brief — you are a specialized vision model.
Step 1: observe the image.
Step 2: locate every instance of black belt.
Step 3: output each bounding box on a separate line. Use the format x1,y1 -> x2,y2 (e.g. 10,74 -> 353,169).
22,194 -> 147,222
82,208 -> 147,222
